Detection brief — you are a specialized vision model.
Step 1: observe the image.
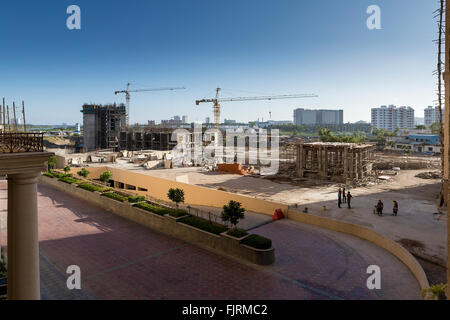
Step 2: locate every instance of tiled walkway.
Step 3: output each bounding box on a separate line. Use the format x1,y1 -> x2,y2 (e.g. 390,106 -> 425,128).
0,182 -> 421,299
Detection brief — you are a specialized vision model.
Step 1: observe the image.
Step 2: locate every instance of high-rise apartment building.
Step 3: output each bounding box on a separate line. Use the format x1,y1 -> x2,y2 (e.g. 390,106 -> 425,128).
293,108 -> 343,125
424,106 -> 444,127
371,105 -> 414,132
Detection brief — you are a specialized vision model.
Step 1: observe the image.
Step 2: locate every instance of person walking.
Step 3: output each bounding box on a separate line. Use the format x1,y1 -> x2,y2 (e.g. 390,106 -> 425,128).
342,187 -> 347,203
392,200 -> 398,216
347,191 -> 352,209
376,199 -> 384,216
338,189 -> 342,208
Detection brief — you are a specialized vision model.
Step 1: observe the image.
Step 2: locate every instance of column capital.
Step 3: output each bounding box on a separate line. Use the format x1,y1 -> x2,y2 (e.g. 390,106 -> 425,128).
0,152 -> 54,176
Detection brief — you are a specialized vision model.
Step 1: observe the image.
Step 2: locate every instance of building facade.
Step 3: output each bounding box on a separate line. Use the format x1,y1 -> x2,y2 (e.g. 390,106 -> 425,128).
293,109 -> 343,125
371,105 -> 415,132
424,106 -> 444,127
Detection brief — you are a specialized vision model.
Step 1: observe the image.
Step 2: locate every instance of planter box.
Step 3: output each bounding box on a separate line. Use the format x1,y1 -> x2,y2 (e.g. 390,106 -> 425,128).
39,175 -> 275,266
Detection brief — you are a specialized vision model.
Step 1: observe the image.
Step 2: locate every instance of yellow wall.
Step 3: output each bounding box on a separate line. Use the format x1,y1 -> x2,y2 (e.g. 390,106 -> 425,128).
85,166 -> 288,216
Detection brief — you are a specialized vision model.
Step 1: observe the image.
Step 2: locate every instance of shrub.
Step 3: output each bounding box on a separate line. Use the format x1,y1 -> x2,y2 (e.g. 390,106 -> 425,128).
179,216 -> 228,235
128,195 -> 146,203
78,183 -> 112,193
100,170 -> 113,183
134,202 -> 172,216
102,192 -> 127,202
58,176 -> 80,184
241,234 -> 272,250
221,200 -> 245,229
77,168 -> 90,178
64,165 -> 71,173
226,228 -> 248,238
168,188 -> 185,207
422,283 -> 447,300
43,172 -> 54,178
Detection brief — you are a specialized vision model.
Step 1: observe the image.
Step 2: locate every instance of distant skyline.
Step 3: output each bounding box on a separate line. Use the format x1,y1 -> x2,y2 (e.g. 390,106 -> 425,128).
0,0 -> 438,125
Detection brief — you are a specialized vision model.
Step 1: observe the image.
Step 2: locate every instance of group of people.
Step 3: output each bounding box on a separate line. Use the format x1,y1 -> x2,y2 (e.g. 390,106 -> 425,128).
337,188 -> 399,217
374,199 -> 398,217
337,187 -> 352,209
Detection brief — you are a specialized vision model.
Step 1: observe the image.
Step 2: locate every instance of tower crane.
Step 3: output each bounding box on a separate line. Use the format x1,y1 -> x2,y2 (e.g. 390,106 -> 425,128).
115,83 -> 186,126
195,88 -> 318,129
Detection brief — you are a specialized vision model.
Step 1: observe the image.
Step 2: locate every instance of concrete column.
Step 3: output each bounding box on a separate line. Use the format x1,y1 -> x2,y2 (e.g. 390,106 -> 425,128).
358,151 -> 363,178
7,173 -> 40,300
323,148 -> 328,179
343,148 -> 348,180
297,145 -> 304,177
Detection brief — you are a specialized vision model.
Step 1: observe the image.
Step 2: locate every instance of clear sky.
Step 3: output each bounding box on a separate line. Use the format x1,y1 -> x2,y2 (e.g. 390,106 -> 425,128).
0,0 -> 439,125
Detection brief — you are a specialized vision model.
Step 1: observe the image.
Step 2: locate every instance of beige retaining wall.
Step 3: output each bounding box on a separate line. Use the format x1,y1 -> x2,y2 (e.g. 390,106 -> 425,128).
80,166 -> 288,216
39,176 -> 274,265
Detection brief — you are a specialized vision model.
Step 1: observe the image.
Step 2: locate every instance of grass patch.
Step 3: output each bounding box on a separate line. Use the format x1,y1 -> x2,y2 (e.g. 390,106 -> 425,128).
102,192 -> 128,202
128,195 -> 146,203
179,216 -> 228,235
241,234 -> 272,250
78,183 -> 113,193
226,228 -> 248,238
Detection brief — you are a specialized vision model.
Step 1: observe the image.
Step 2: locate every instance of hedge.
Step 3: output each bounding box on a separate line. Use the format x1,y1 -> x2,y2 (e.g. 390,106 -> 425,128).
134,202 -> 173,216
128,195 -> 146,203
43,172 -> 54,178
58,176 -> 80,184
168,209 -> 189,218
78,183 -> 112,193
241,234 -> 272,250
102,192 -> 128,202
179,216 -> 228,235
226,228 -> 248,238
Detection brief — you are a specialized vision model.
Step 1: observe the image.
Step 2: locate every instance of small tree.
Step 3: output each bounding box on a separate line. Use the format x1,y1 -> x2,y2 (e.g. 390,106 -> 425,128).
100,170 -> 113,183
167,188 -> 185,207
48,156 -> 57,171
64,165 -> 71,173
221,200 -> 245,229
77,168 -> 90,178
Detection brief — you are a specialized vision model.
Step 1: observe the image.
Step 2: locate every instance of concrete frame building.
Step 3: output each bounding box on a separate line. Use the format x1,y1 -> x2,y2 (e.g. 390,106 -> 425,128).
296,142 -> 374,182
371,105 -> 415,132
81,104 -> 127,151
293,109 -> 343,125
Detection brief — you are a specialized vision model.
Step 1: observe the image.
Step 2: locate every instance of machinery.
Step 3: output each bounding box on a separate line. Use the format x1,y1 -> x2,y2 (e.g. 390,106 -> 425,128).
115,83 -> 186,127
196,88 -> 318,129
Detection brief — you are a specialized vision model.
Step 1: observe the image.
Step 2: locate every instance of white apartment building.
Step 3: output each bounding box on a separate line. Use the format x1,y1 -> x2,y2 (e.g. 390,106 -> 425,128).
371,105 -> 414,132
424,106 -> 444,127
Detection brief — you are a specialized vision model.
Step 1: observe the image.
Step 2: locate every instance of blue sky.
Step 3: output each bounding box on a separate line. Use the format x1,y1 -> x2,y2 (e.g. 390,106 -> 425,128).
0,0 -> 439,125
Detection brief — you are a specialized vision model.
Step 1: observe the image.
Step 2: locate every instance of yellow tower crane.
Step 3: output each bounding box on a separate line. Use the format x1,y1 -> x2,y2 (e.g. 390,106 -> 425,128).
196,88 -> 318,129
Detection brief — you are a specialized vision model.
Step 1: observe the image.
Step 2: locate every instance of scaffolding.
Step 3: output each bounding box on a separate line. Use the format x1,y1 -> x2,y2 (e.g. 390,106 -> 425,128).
296,142 -> 375,182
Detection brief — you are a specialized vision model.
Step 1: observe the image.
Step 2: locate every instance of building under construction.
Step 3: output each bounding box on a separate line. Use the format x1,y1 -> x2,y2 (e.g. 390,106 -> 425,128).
81,104 -> 127,151
296,142 -> 375,182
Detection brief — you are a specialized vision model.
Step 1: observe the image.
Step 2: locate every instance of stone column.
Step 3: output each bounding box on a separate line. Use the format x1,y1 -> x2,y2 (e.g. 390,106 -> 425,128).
7,173 -> 40,300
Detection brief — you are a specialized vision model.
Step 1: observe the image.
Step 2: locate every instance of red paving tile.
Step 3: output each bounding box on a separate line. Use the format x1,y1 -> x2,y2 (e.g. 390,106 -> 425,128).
0,182 -> 421,300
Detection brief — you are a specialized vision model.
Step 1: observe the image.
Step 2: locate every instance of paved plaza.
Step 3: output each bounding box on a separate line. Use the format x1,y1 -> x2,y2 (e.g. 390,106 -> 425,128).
0,181 -> 421,300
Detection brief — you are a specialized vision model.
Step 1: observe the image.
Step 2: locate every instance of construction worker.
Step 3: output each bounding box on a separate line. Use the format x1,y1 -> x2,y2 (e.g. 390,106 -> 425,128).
347,191 -> 352,209
392,200 -> 398,216
376,199 -> 384,216
338,188 -> 342,208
